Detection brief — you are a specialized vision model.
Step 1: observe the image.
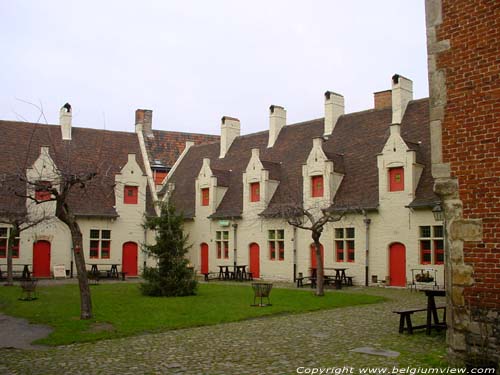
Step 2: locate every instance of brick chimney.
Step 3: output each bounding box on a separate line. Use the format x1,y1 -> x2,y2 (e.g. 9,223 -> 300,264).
373,90 -> 392,109
391,74 -> 413,124
267,105 -> 286,148
220,116 -> 240,158
60,103 -> 72,141
135,109 -> 153,136
324,91 -> 344,135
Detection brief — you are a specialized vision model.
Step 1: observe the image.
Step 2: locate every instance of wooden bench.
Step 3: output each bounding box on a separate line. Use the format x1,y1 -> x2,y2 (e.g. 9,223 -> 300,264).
246,272 -> 253,281
345,276 -> 354,286
393,305 -> 446,334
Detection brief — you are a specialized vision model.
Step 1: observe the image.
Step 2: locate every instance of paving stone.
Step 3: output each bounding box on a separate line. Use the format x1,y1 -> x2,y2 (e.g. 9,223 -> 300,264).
0,287 -> 447,374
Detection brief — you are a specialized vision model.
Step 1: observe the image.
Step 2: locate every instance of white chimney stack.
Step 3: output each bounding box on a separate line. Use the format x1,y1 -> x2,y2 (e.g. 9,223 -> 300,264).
267,105 -> 286,148
60,103 -> 72,141
219,116 -> 240,158
391,74 -> 413,124
324,91 -> 344,135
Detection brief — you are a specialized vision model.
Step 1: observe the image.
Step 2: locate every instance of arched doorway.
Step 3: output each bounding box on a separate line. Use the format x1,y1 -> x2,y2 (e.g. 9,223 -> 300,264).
200,243 -> 209,274
389,243 -> 406,287
122,242 -> 138,277
249,243 -> 260,278
310,243 -> 325,272
33,240 -> 51,277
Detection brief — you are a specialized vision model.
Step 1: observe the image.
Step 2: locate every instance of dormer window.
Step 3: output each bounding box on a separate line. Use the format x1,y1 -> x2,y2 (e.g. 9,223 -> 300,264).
124,186 -> 138,204
389,167 -> 404,192
311,175 -> 324,197
250,182 -> 260,202
35,181 -> 52,201
201,188 -> 209,206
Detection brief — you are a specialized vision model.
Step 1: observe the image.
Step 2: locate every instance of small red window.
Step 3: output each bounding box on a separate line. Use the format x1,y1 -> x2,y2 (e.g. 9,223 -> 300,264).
201,188 -> 209,206
124,186 -> 138,204
223,242 -> 229,259
216,242 -> 222,259
35,181 -> 52,201
250,182 -> 260,202
311,176 -> 324,197
389,167 -> 404,192
347,240 -> 355,262
90,240 -> 99,259
0,239 -> 6,258
154,171 -> 167,186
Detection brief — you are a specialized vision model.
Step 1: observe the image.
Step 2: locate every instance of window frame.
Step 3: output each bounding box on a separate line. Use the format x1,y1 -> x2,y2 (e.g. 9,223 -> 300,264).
215,230 -> 229,259
89,229 -> 111,259
35,181 -> 52,202
334,227 -> 355,263
268,229 -> 285,261
0,227 -> 20,258
419,225 -> 444,265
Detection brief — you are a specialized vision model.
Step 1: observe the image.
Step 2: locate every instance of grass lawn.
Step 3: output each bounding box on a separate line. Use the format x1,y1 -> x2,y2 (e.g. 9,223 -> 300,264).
0,282 -> 383,346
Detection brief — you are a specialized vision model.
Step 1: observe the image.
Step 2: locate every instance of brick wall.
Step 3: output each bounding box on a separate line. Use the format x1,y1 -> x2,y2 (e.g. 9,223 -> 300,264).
436,0 -> 500,309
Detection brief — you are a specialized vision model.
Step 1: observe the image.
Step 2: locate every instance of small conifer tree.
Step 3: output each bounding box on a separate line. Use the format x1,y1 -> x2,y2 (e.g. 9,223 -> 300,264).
140,202 -> 197,296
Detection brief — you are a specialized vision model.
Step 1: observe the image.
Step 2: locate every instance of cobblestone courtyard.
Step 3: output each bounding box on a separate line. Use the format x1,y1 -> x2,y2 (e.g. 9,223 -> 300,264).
0,286 -> 446,374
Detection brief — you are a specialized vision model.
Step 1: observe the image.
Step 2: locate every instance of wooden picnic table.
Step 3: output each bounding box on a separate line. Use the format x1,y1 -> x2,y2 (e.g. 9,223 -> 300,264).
0,263 -> 31,280
423,289 -> 446,335
217,265 -> 248,281
87,264 -> 121,279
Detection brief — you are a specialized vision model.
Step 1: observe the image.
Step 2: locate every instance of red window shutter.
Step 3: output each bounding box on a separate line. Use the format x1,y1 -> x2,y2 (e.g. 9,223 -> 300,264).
201,188 -> 209,206
101,240 -> 111,259
90,240 -> 99,259
250,182 -> 260,202
269,242 -> 276,260
154,171 -> 167,186
124,186 -> 138,204
389,167 -> 404,192
347,240 -> 355,262
311,176 -> 324,197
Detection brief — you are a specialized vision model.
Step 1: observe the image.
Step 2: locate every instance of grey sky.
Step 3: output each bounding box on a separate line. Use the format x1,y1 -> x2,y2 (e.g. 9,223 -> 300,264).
0,1 -> 428,136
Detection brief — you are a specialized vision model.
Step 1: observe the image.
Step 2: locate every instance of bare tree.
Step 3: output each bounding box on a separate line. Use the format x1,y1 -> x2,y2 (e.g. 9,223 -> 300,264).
273,204 -> 344,296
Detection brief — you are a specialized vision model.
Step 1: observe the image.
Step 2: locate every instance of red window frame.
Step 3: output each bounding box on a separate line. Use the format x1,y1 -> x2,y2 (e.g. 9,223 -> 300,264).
216,242 -> 222,259
311,175 -> 324,197
90,240 -> 99,259
250,182 -> 260,202
201,188 -> 209,206
0,238 -> 6,258
420,240 -> 432,265
269,241 -> 276,260
347,240 -> 355,262
124,186 -> 138,204
434,240 -> 444,265
278,242 -> 284,261
223,242 -> 229,259
101,240 -> 111,259
389,167 -> 404,192
335,241 -> 344,262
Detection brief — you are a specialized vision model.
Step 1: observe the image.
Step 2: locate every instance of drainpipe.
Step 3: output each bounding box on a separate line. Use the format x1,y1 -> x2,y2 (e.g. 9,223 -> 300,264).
363,212 -> 371,287
293,226 -> 297,282
232,223 -> 238,269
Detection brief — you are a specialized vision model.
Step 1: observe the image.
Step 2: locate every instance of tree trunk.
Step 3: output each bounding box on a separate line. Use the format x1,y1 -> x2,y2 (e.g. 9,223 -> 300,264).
57,201 -> 93,319
312,232 -> 324,296
70,225 -> 93,319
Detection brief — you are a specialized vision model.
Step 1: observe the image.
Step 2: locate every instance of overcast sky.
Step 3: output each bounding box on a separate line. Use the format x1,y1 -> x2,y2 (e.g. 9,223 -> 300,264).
0,1 -> 428,136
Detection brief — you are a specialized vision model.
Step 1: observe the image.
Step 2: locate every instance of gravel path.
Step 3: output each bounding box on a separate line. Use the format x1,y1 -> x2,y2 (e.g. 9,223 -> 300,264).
0,287 -> 446,374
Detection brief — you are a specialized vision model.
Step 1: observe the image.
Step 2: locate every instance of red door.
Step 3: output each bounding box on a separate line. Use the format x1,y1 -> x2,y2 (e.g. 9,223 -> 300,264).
122,242 -> 138,276
249,243 -> 260,278
200,243 -> 209,274
310,244 -> 325,270
33,241 -> 51,277
389,243 -> 406,286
